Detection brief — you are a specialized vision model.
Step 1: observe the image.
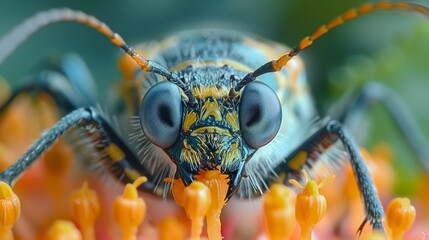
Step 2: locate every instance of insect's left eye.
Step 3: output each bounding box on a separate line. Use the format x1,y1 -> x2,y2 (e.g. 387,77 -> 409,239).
239,81 -> 282,149
139,81 -> 183,148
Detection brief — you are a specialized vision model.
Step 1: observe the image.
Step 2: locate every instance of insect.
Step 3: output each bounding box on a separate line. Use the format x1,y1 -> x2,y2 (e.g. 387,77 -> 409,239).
0,1 -> 428,237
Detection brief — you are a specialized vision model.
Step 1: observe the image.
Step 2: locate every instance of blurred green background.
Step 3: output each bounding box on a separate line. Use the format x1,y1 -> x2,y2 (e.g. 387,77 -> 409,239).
1,0 -> 429,194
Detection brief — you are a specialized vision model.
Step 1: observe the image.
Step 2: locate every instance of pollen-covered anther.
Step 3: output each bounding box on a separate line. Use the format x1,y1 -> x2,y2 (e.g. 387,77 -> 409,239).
263,183 -> 296,240
183,181 -> 211,240
289,169 -> 334,240
386,197 -> 416,240
46,220 -> 82,240
113,176 -> 147,240
70,182 -> 100,240
0,181 -> 20,240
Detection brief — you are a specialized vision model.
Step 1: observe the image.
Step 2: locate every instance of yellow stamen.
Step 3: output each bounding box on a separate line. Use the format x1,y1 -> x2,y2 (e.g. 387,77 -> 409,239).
0,181 -> 20,240
46,220 -> 82,240
70,182 -> 100,240
112,176 -> 147,240
263,183 -> 296,240
386,197 -> 416,240
289,179 -> 304,189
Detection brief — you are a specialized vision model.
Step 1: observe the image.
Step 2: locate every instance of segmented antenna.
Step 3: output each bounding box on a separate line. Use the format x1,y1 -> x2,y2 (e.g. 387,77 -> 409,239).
234,2 -> 429,93
0,8 -> 197,106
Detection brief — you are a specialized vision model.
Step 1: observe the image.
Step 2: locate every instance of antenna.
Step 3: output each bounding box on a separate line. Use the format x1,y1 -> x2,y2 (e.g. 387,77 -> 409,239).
0,8 -> 197,106
234,2 -> 429,93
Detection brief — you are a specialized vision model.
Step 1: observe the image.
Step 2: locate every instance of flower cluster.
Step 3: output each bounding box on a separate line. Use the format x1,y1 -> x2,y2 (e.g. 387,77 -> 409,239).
0,80 -> 427,239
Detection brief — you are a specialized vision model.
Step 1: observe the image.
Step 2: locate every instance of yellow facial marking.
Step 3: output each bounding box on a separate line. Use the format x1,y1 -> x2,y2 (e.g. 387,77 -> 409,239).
183,111 -> 197,132
225,111 -> 239,131
288,151 -> 307,170
201,99 -> 222,121
193,86 -> 229,99
191,127 -> 230,136
104,144 -> 125,162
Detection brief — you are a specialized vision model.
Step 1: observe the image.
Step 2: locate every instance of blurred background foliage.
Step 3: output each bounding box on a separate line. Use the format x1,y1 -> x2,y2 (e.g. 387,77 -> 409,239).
1,0 -> 429,195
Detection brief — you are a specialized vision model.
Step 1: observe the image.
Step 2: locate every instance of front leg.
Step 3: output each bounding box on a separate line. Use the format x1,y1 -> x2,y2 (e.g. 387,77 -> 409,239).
271,119 -> 384,232
0,107 -> 160,195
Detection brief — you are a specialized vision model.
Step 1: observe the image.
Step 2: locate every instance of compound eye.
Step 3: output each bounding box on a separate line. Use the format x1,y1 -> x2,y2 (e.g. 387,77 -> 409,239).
239,81 -> 282,149
139,81 -> 183,148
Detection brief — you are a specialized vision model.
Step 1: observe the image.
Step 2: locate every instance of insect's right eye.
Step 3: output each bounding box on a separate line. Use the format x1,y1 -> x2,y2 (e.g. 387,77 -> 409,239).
139,81 -> 183,148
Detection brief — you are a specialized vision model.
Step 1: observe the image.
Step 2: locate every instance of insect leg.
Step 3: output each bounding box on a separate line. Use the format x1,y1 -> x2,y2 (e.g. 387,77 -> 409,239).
271,119 -> 383,232
330,81 -> 429,173
0,8 -> 196,106
0,107 -> 158,195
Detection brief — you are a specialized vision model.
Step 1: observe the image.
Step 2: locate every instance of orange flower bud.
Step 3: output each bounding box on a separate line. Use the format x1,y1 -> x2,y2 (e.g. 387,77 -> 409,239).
46,220 -> 82,240
183,181 -> 211,240
70,182 -> 100,240
295,180 -> 326,225
289,169 -> 334,240
263,183 -> 296,240
0,181 -> 20,240
386,197 -> 416,240
112,176 -> 147,240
